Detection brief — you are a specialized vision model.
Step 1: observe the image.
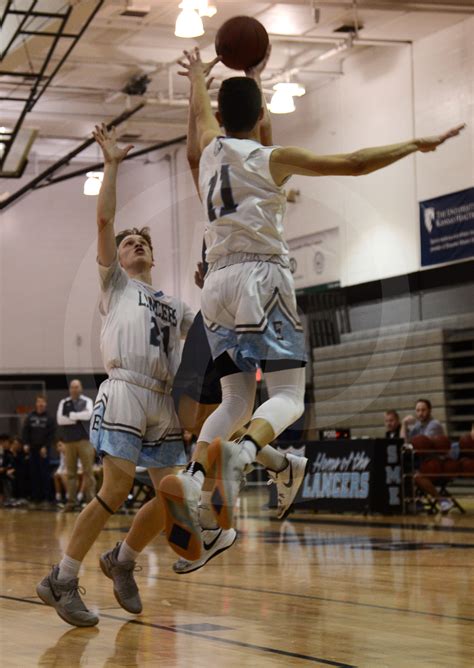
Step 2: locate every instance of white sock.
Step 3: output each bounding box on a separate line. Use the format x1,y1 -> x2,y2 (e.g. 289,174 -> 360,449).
118,541 -> 140,563
183,465 -> 205,487
199,491 -> 218,530
241,439 -> 258,464
77,492 -> 84,503
55,492 -> 62,502
58,554 -> 81,581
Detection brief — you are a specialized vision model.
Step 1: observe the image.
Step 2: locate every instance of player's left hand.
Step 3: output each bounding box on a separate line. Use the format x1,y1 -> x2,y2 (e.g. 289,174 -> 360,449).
194,261 -> 206,289
416,123 -> 466,152
177,47 -> 221,81
245,43 -> 272,78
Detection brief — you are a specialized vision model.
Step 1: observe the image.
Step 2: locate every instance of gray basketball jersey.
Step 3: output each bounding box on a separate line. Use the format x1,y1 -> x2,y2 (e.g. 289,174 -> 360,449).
199,137 -> 289,263
98,258 -> 194,384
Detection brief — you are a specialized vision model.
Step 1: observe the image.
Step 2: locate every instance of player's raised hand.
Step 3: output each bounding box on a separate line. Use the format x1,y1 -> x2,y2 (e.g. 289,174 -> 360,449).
92,123 -> 134,164
416,123 -> 466,152
194,261 -> 206,289
245,43 -> 272,78
177,47 -> 221,81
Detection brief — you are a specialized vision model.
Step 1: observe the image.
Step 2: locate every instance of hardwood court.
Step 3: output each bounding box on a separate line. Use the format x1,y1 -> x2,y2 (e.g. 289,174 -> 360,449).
1,490 -> 474,668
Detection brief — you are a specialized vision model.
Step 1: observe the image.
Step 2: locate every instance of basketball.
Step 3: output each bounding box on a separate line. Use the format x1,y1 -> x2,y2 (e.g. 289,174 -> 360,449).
432,435 -> 451,452
411,434 -> 433,452
215,16 -> 269,71
420,458 -> 442,475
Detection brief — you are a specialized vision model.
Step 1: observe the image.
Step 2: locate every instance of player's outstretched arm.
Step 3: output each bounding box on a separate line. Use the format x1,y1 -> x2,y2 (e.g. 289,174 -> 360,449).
186,72 -> 215,194
245,44 -> 273,147
92,123 -> 133,267
178,47 -> 220,153
269,124 -> 465,185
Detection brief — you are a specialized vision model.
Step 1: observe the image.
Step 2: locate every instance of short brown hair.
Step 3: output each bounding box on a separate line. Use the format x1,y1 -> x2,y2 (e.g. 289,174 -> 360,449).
416,398 -> 432,411
115,227 -> 154,260
385,410 -> 399,420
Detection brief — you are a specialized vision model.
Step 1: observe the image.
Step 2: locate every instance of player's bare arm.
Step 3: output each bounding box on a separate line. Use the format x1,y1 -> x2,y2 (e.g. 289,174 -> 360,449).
269,123 -> 465,185
178,47 -> 221,153
92,123 -> 134,267
186,70 -> 216,194
245,44 -> 273,147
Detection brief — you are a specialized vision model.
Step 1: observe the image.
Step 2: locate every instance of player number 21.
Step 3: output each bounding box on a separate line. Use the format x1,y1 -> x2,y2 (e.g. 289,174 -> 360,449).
207,164 -> 238,222
150,317 -> 170,355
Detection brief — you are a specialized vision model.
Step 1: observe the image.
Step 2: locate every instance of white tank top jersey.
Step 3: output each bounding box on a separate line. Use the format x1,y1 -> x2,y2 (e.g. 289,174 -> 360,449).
98,258 -> 195,387
199,137 -> 289,263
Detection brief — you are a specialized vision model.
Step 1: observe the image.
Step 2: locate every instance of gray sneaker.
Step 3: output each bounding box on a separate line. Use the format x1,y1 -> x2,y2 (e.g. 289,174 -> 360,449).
173,528 -> 237,574
267,453 -> 309,520
99,542 -> 142,614
36,565 -> 98,627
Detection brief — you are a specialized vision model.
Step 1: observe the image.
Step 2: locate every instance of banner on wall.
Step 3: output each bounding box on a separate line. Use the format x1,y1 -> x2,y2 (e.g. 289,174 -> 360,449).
419,187 -> 474,267
287,228 -> 340,289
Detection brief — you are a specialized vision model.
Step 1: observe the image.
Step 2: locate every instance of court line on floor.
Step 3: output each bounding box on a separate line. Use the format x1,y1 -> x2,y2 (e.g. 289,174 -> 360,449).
2,556 -> 474,623
151,575 -> 474,624
251,515 -> 474,535
0,595 -> 355,668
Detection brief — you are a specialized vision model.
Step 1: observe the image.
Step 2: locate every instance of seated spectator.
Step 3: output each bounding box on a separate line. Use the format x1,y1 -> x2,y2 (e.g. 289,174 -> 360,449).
10,437 -> 29,503
402,398 -> 452,513
0,435 -> 15,506
384,410 -> 401,439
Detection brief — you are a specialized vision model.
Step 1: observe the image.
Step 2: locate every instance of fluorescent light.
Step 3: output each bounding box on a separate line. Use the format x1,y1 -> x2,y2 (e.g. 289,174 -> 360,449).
175,1 -> 204,38
317,43 -> 348,62
83,171 -> 104,196
269,90 -> 295,114
273,82 -> 306,97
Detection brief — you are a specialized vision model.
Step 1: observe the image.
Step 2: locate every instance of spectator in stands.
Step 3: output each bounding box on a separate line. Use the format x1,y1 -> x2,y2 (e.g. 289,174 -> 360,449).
384,410 -> 401,439
401,398 -> 452,513
10,437 -> 29,503
22,396 -> 56,507
0,434 -> 15,506
400,398 -> 444,441
56,380 -> 96,512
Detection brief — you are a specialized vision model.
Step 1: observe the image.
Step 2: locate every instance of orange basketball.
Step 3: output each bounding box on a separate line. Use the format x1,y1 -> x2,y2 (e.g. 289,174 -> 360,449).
432,435 -> 451,452
420,458 -> 442,475
215,16 -> 269,71
411,434 -> 433,452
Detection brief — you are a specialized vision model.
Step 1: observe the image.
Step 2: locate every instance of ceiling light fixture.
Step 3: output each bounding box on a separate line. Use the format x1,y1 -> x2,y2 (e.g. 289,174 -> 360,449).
83,171 -> 104,197
273,82 -> 306,97
269,82 -> 305,114
175,1 -> 205,38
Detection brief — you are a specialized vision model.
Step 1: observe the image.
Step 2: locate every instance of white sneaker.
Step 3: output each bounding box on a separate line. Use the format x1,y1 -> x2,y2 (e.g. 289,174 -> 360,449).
159,472 -> 203,561
439,498 -> 454,514
207,438 -> 253,530
268,453 -> 308,520
173,528 -> 237,574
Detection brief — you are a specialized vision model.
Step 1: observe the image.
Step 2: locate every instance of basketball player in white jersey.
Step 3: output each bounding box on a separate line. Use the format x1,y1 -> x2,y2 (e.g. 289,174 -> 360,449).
159,47 -> 465,563
37,124 -> 194,627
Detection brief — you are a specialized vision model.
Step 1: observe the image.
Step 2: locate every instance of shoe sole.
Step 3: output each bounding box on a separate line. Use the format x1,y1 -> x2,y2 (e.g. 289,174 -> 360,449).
36,584 -> 99,628
277,457 -> 309,521
99,557 -> 143,615
159,475 -> 202,561
174,531 -> 238,575
207,438 -> 238,530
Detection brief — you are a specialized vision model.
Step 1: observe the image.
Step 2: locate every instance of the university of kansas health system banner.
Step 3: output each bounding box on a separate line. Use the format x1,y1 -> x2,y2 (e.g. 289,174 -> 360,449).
419,186 -> 474,267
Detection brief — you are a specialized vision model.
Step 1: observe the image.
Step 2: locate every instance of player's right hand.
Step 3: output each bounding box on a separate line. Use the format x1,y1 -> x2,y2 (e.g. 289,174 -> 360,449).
92,123 -> 134,164
416,123 -> 465,152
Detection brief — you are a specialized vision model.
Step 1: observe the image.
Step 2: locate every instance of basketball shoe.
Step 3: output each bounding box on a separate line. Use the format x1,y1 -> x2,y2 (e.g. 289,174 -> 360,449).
36,565 -> 98,627
267,453 -> 308,520
99,542 -> 142,614
173,528 -> 237,574
159,471 -> 203,560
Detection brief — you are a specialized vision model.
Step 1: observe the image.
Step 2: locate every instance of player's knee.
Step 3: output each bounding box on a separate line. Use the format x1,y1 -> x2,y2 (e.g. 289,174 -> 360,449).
98,481 -> 131,510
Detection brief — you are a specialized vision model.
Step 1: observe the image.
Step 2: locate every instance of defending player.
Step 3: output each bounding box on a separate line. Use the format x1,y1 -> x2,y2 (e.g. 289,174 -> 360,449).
36,124 -> 194,627
159,46 -> 464,562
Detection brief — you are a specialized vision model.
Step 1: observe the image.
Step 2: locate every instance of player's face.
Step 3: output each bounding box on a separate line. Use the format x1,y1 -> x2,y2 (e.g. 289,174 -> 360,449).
415,401 -> 430,423
118,234 -> 153,272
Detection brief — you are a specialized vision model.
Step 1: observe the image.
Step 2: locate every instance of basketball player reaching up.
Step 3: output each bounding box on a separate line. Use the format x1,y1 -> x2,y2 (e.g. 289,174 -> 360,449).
37,123 -> 194,627
159,46 -> 465,563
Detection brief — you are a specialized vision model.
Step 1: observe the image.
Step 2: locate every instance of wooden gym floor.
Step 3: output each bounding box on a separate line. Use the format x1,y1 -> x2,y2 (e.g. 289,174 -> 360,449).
1,489 -> 474,668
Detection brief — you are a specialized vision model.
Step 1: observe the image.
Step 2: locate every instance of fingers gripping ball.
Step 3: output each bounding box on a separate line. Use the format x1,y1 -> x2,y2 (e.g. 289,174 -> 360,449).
215,16 -> 269,71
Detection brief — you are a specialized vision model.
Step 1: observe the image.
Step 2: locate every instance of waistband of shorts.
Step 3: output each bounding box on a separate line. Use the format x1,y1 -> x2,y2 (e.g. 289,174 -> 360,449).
207,252 -> 290,273
108,368 -> 171,394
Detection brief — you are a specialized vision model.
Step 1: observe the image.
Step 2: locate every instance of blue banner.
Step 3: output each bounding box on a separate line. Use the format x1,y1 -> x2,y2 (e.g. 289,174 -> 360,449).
419,187 -> 474,267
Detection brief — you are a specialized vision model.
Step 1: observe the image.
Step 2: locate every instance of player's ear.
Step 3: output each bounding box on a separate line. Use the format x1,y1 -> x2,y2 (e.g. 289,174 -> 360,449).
258,106 -> 264,120
215,110 -> 223,127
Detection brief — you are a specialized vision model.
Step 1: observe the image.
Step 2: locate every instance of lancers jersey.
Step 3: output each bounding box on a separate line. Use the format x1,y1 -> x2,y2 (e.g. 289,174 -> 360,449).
98,258 -> 194,388
199,137 -> 289,264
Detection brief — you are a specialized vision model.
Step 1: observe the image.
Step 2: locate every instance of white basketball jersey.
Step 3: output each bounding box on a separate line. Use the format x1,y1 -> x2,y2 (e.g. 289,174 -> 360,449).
98,259 -> 194,384
199,137 -> 289,263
